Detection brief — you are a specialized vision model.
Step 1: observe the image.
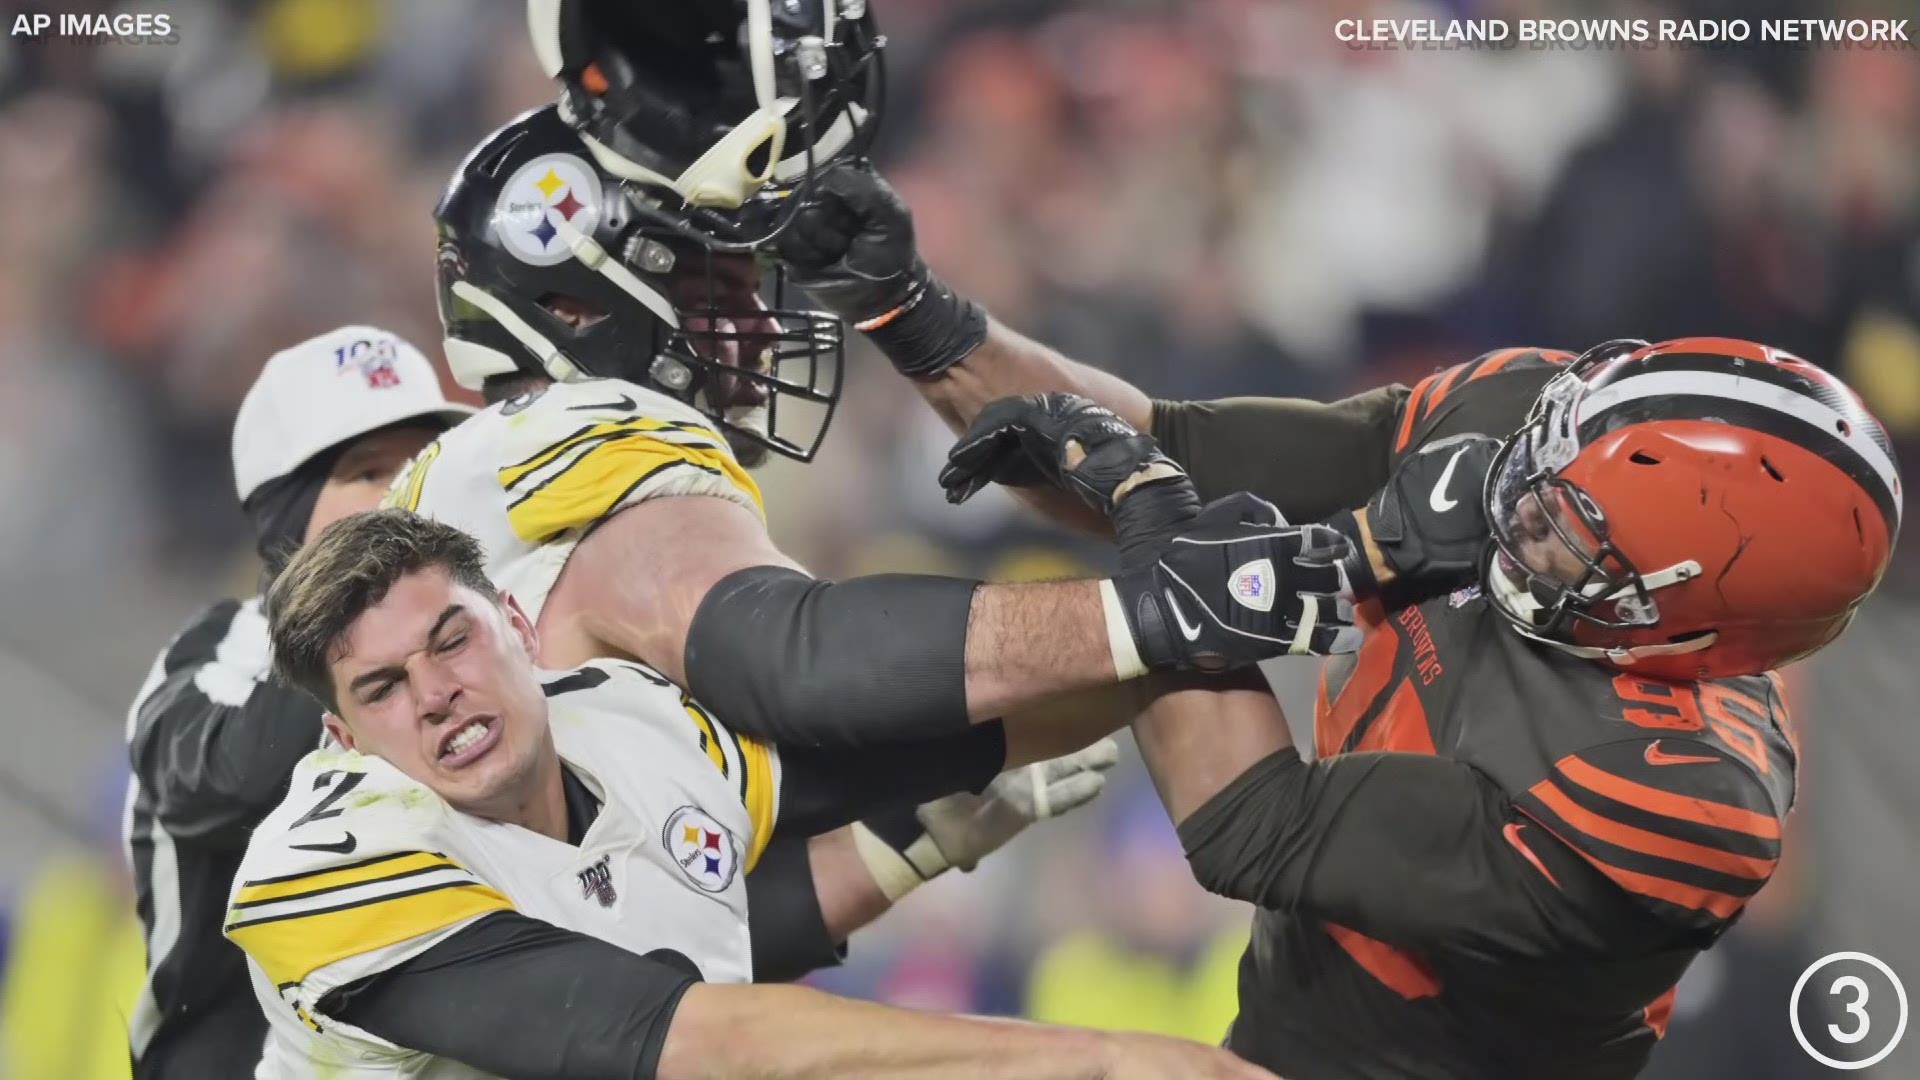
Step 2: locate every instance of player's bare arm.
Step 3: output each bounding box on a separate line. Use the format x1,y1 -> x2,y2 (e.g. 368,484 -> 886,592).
315,905 -> 1276,1080
659,982 -> 1277,1080
540,489 -> 1118,722
539,485 -> 1277,762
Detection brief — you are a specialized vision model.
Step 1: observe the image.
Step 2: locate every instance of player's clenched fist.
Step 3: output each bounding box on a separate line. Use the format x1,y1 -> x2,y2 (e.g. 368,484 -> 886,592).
941,392 -> 1200,565
945,394 -> 1358,672
1329,433 -> 1501,601
1106,493 -> 1360,673
774,161 -> 987,378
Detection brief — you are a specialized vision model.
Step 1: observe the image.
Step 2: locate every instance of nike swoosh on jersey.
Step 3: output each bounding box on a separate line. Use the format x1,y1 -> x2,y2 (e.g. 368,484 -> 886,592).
1643,741 -> 1723,767
1502,822 -> 1559,886
1428,444 -> 1472,513
568,394 -> 638,413
290,834 -> 359,855
1165,589 -> 1204,641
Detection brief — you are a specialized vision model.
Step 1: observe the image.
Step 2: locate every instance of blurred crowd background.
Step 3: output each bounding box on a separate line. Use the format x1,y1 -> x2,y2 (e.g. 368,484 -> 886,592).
1,0 -> 1917,1076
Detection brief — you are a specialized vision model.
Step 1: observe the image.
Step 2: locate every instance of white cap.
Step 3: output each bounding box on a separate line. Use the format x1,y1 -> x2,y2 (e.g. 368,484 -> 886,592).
232,326 -> 476,502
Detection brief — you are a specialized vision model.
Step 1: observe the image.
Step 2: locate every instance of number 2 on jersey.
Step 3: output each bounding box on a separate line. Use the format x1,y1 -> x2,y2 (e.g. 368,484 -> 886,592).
292,770 -> 366,829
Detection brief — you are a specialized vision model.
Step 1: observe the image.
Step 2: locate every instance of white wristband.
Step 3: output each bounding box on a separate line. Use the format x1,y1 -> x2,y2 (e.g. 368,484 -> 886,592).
852,823 -> 945,902
1098,579 -> 1149,680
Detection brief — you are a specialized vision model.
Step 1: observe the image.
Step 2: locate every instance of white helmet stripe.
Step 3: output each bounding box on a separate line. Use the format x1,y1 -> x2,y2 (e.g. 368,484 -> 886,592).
746,0 -> 777,109
527,0 -> 565,77
1579,367 -> 1902,525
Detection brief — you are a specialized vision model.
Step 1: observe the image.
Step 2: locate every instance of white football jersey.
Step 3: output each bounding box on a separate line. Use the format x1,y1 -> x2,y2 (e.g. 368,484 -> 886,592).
225,660 -> 780,1079
384,377 -> 763,621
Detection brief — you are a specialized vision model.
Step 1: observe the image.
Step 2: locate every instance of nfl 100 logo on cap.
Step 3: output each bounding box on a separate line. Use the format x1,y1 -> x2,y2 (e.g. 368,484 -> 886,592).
332,335 -> 405,390
1231,559 -> 1277,613
663,806 -> 739,893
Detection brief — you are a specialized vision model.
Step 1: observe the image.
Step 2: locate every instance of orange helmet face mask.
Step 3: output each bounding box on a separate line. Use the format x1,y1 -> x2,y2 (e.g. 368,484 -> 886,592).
1484,337 -> 1902,681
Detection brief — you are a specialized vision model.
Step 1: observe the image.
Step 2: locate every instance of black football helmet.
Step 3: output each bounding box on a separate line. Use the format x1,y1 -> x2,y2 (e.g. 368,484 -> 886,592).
434,105 -> 842,463
528,0 -> 884,246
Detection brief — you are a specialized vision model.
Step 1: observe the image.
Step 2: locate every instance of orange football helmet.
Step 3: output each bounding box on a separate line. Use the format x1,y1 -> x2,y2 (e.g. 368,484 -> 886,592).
1484,337 -> 1902,680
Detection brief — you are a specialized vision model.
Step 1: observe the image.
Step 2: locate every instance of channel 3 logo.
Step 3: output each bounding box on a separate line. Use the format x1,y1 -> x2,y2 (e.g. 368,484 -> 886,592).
1791,952 -> 1909,1070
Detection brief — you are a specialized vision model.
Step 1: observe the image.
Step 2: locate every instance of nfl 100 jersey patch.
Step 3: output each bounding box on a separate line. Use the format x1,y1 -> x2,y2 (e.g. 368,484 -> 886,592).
576,854 -> 617,908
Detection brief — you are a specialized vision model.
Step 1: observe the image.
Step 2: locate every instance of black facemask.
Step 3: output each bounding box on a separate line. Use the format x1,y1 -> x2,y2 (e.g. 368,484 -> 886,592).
242,446 -> 342,581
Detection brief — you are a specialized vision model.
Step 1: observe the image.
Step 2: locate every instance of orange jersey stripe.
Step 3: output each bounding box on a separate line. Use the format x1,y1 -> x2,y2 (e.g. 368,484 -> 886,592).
1419,361 -> 1470,420
1324,923 -> 1441,1000
1530,781 -> 1776,881
1315,604 -> 1399,758
1556,755 -> 1781,841
1351,678 -> 1436,756
1644,986 -> 1679,1039
1524,818 -> 1748,919
1395,374 -> 1438,451
1466,347 -> 1530,382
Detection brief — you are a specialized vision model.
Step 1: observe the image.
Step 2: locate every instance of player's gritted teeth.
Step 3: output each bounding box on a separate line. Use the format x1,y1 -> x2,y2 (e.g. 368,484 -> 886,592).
436,714 -> 502,769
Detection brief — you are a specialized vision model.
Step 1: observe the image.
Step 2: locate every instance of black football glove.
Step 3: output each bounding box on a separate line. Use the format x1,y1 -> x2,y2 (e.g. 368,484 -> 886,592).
775,161 -> 986,378
1329,434 -> 1500,600
941,393 -> 1200,567
1110,493 -> 1360,672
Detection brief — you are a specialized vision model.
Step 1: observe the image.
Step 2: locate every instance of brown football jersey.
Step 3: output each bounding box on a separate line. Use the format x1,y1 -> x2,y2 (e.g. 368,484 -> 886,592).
1170,349 -> 1799,1079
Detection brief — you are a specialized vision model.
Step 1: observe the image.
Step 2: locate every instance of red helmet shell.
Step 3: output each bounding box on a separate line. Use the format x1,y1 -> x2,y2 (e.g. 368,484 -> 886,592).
1491,337 -> 1901,680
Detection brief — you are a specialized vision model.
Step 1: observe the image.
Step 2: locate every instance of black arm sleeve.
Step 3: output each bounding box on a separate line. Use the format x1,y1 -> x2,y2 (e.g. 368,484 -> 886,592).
1149,386 -> 1410,521
774,721 -> 1006,839
1176,748 -> 1661,961
321,911 -> 697,1080
684,568 -> 980,747
127,600 -> 324,843
746,835 -> 844,982
740,724 -> 1004,981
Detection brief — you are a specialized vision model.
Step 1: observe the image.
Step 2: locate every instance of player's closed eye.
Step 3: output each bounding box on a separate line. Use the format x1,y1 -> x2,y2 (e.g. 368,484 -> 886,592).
435,634 -> 467,655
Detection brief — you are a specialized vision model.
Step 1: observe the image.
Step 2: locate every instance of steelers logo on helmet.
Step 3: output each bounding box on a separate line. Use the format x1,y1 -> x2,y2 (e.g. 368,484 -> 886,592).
492,153 -> 603,267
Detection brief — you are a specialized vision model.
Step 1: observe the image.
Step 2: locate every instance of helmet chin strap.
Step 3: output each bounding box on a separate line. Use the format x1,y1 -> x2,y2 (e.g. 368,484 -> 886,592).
773,103 -> 863,184
1488,557 -> 1715,665
447,281 -> 587,389
552,217 -> 681,329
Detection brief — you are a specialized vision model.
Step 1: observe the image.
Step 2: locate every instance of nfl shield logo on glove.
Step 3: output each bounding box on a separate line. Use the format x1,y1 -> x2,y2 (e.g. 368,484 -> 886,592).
1230,559 -> 1277,613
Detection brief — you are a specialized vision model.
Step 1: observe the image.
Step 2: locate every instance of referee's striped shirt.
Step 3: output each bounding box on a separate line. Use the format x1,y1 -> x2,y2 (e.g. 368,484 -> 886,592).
123,597 -> 324,1079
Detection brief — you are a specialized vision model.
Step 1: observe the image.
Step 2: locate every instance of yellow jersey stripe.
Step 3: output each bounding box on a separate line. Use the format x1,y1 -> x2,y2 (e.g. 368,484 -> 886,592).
738,734 -> 777,872
502,437 -> 763,544
233,851 -> 457,907
682,697 -> 730,777
498,417 -> 721,489
228,880 -> 511,987
387,441 -> 443,512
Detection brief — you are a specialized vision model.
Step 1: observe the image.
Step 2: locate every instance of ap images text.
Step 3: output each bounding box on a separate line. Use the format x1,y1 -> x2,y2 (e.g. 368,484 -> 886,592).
11,12 -> 175,39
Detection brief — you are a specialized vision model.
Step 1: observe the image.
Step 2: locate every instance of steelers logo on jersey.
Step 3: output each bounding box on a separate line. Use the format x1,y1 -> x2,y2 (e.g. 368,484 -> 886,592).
663,806 -> 740,893
493,153 -> 602,267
